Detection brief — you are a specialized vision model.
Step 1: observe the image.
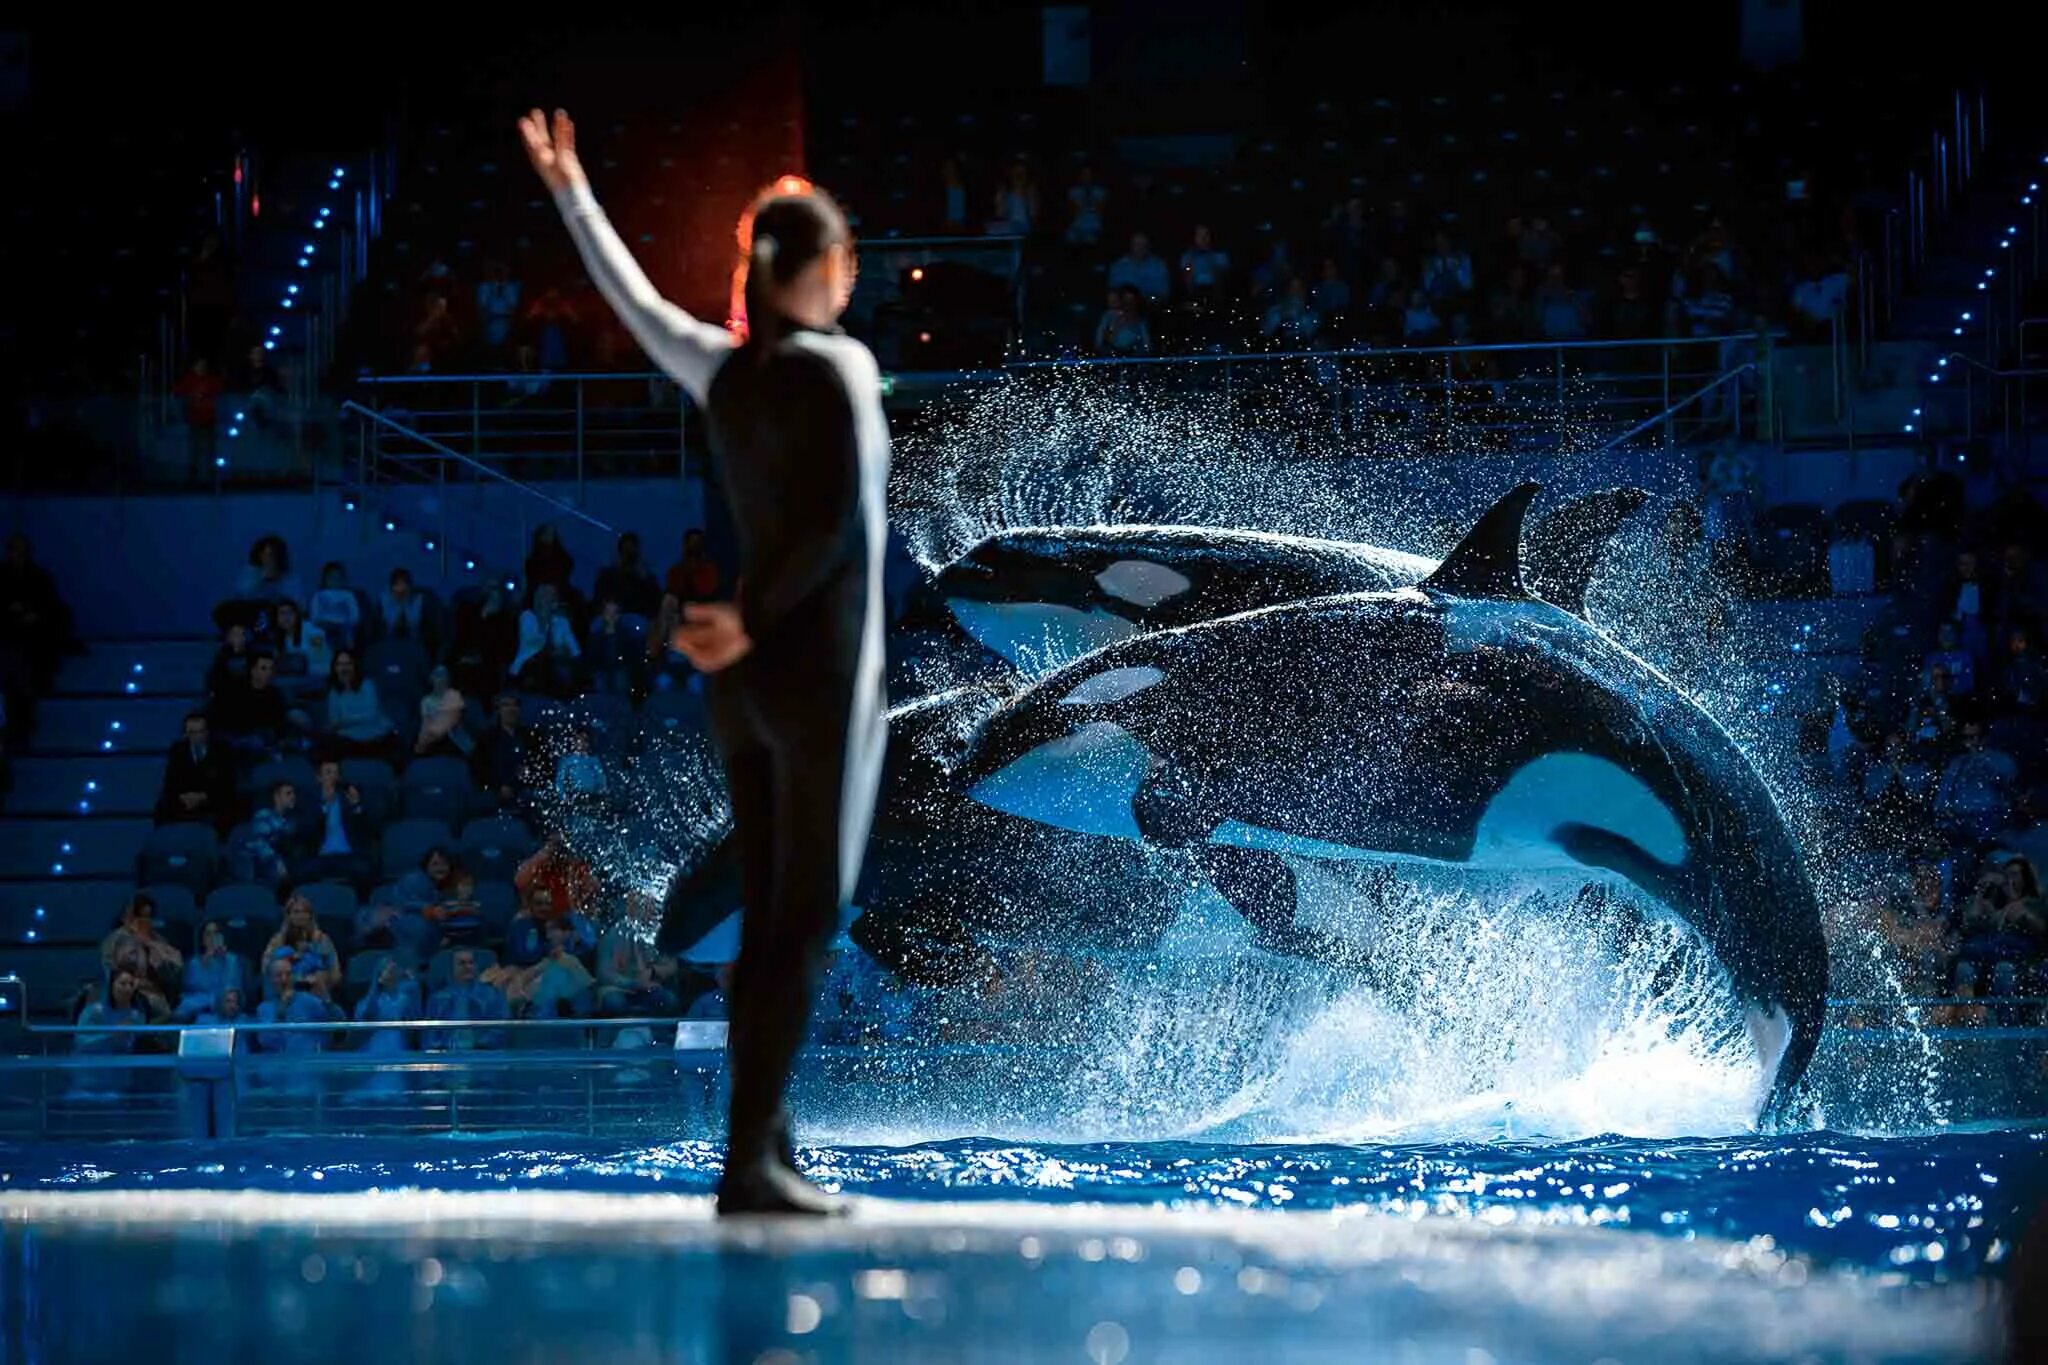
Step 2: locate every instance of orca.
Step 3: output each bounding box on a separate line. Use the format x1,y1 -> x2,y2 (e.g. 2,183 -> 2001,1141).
664,485 -> 1825,1124
905,488 -> 1649,672
843,485 -> 1826,1129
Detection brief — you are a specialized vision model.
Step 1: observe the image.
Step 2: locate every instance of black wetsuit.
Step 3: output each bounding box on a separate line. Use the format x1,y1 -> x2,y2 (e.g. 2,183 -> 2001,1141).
555,183 -> 890,1193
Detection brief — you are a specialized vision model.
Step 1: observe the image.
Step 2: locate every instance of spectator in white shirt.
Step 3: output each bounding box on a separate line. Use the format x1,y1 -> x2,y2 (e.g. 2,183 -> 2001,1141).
513,583 -> 582,696
1094,287 -> 1152,356
1107,233 -> 1171,303
1064,165 -> 1108,247
1179,225 -> 1230,303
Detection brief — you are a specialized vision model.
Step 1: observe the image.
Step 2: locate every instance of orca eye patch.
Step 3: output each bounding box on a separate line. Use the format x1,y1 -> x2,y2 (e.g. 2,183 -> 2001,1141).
1094,559 -> 1192,608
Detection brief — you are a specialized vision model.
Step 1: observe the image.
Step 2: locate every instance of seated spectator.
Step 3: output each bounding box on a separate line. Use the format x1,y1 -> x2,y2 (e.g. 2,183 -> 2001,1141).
364,846 -> 462,960
323,650 -> 396,758
554,727 -> 609,800
1879,877 -> 1955,997
1516,215 -> 1561,268
206,622 -> 255,697
598,918 -> 680,1015
262,894 -> 342,997
194,985 -> 246,1027
449,584 -> 518,700
1948,550 -> 1991,657
267,600 -> 331,681
245,779 -> 299,887
354,957 -> 423,1056
506,881 -> 598,969
525,524 -> 576,602
175,920 -> 250,1021
514,583 -> 582,696
1936,720 -> 2020,841
1996,787 -> 2048,875
586,598 -> 640,697
296,758 -> 375,889
592,531 -> 661,621
472,692 -> 535,808
426,867 -> 486,944
1927,621 -> 1977,697
1420,231 -> 1474,307
74,971 -> 149,1076
252,958 -> 333,1054
1536,264 -> 1590,340
1999,626 -> 2045,712
1093,287 -> 1152,357
1398,289 -> 1441,343
234,534 -> 303,607
416,665 -> 470,757
1862,730 -> 1935,831
210,653 -> 304,762
1107,232 -> 1171,304
664,529 -> 721,603
990,160 -> 1039,236
1263,277 -> 1321,347
1247,240 -> 1293,305
308,561 -> 362,651
514,917 -> 598,1018
1063,165 -> 1107,248
1179,224 -> 1230,304
1309,258 -> 1352,319
1676,265 -> 1737,337
426,948 -> 510,1049
685,963 -> 733,1020
381,568 -> 435,650
477,260 -> 523,355
155,711 -> 236,830
100,892 -> 183,1009
1906,666 -> 1960,750
1602,265 -> 1661,340
1957,856 -> 2047,987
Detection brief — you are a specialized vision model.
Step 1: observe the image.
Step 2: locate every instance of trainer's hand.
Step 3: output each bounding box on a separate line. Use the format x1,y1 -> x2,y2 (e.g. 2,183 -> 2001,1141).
675,602 -> 753,673
517,108 -> 586,195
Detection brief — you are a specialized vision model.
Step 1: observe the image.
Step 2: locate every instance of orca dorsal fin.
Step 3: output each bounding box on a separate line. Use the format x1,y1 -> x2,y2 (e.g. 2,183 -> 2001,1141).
1523,487 -> 1651,616
1420,482 -> 1541,600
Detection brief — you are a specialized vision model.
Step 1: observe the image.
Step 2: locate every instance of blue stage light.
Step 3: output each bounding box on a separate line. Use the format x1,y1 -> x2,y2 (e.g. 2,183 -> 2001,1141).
264,340 -> 277,350
1961,312 -> 1972,321
464,559 -> 477,571
287,284 -> 299,295
333,167 -> 345,178
228,427 -> 241,438
383,520 -> 397,532
214,457 -> 226,468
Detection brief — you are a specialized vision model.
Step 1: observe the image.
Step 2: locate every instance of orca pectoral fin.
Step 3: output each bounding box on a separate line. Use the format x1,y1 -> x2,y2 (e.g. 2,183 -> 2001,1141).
1195,845 -> 1384,984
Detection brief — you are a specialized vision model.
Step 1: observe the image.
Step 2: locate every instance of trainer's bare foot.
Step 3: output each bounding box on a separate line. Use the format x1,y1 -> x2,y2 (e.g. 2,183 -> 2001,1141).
715,1157 -> 847,1218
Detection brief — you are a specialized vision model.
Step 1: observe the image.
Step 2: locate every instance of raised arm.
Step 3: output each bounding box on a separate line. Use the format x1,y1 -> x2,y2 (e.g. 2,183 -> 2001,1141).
519,108 -> 732,406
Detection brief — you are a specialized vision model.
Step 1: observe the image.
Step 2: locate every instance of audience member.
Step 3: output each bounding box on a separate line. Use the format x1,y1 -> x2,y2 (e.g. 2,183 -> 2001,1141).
598,917 -> 680,1015
513,583 -> 581,695
664,530 -> 721,603
245,779 -> 299,886
425,948 -> 510,1049
586,598 -> 640,696
381,568 -> 435,649
1093,287 -> 1152,356
308,561 -> 362,652
100,893 -> 183,1009
1936,720 -> 2019,841
262,894 -> 342,997
210,652 -> 301,762
524,524 -> 576,600
449,584 -> 518,699
592,531 -> 661,620
505,877 -> 598,968
472,692 -> 535,807
1064,165 -> 1108,247
354,957 -> 424,1057
990,160 -> 1040,236
155,712 -> 236,830
235,535 -> 303,607
1107,233 -> 1171,303
297,759 -> 375,889
323,650 -> 396,758
175,921 -> 251,1021
1178,224 -> 1231,304
416,665 -> 470,757
267,600 -> 331,680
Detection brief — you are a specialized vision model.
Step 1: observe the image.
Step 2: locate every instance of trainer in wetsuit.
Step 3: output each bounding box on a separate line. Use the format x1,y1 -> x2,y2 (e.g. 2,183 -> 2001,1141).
523,109 -> 889,1216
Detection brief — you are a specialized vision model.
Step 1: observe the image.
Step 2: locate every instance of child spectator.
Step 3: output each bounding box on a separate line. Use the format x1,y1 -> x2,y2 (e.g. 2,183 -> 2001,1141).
309,561 -> 362,651
206,622 -> 255,696
268,600 -> 331,680
262,894 -> 342,997
554,727 -> 609,800
524,918 -> 598,1018
246,779 -> 299,886
381,568 -> 435,649
1927,621 -> 1977,697
1093,287 -> 1152,357
323,650 -> 397,758
416,665 -> 470,757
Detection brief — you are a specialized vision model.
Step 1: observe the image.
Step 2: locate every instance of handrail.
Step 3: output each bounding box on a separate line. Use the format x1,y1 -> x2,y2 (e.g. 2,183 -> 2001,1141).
339,400 -> 615,533
1592,364 -> 1756,454
1940,351 -> 2048,379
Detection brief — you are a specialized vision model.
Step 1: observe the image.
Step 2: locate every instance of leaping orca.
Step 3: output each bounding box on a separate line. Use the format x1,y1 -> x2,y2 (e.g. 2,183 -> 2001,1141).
905,488 -> 1650,673
664,485 -> 1825,1124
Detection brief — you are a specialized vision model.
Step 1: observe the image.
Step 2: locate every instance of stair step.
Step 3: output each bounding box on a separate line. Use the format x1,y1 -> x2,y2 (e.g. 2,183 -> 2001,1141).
55,641 -> 216,697
5,756 -> 164,817
0,819 -> 152,882
29,696 -> 201,756
0,881 -> 129,945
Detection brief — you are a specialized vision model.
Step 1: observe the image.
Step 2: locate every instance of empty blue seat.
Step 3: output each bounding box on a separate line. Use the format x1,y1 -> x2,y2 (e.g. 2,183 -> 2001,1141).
295,881 -> 359,928
458,816 -> 537,883
204,884 -> 281,958
641,689 -> 708,739
247,755 -> 320,804
473,880 -> 518,935
401,756 -> 473,827
340,758 -> 398,793
138,824 -> 219,896
136,882 -> 200,931
363,638 -> 431,698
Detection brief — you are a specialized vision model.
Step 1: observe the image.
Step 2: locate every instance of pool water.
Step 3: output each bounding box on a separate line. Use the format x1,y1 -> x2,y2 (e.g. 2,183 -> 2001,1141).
2,1127 -> 2039,1363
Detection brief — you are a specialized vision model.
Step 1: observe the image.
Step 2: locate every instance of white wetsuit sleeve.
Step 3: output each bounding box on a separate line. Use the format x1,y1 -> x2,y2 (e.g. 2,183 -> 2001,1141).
552,181 -> 732,405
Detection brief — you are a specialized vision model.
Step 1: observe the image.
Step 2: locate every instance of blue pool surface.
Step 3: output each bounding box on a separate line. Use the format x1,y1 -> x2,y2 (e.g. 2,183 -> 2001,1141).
2,1128 -> 2040,1363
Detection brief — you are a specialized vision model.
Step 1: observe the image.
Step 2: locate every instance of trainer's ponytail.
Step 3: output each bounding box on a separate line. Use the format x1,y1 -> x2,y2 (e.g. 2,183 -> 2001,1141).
732,175 -> 850,357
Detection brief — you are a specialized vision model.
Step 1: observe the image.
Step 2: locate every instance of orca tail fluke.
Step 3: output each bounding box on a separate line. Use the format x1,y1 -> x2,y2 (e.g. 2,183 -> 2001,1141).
1524,487 -> 1651,616
656,833 -> 744,957
1420,483 -> 1543,600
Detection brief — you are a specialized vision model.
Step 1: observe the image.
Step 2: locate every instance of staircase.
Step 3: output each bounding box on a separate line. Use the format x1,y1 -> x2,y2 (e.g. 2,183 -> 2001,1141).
0,639 -> 213,1003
